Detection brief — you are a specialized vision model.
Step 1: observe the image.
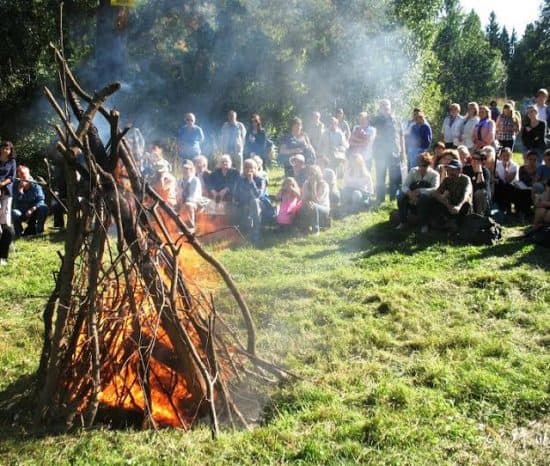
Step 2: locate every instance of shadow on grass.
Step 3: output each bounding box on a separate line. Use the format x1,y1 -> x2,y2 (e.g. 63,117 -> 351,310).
0,373 -> 41,440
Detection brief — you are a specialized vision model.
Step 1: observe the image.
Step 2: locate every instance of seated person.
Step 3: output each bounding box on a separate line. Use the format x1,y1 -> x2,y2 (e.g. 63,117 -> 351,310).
252,155 -> 268,184
276,177 -> 302,228
512,150 -> 538,222
534,149 -> 550,194
193,155 -> 211,196
494,147 -> 519,215
456,145 -> 471,167
209,154 -> 239,203
12,165 -> 49,236
418,159 -> 472,232
396,152 -> 440,229
462,151 -> 492,216
299,165 -> 330,234
142,142 -> 171,180
179,160 -> 204,228
234,158 -> 266,243
435,149 -> 459,185
150,167 -> 177,207
289,154 -> 308,188
341,152 -> 373,213
317,156 -> 340,214
532,179 -> 550,230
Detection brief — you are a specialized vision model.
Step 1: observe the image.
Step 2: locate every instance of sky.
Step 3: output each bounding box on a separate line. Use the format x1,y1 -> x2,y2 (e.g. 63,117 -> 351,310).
460,0 -> 542,37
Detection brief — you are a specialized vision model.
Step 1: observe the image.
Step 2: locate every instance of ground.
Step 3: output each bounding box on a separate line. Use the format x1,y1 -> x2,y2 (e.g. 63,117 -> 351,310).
0,199 -> 548,465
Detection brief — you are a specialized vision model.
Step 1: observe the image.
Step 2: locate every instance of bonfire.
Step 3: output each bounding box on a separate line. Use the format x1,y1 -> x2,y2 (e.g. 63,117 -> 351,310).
35,45 -> 288,437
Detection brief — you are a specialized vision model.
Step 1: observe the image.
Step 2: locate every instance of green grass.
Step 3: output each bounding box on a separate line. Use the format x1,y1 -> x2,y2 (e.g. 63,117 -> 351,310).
0,197 -> 549,465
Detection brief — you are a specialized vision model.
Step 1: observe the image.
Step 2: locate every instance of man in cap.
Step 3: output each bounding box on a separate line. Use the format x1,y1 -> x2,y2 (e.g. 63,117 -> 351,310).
417,159 -> 472,232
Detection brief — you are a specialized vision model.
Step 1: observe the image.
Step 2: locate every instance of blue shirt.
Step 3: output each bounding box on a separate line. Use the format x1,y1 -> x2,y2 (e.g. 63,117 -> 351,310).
13,180 -> 46,212
178,125 -> 205,158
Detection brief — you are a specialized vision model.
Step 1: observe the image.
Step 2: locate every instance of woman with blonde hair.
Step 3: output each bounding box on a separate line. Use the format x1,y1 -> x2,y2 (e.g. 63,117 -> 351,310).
300,165 -> 330,234
342,153 -> 373,213
460,102 -> 479,151
276,177 -> 302,228
472,105 -> 496,150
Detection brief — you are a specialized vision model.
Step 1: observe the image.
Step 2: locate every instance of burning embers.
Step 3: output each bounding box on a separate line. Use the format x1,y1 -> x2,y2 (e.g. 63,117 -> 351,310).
35,45 -> 288,436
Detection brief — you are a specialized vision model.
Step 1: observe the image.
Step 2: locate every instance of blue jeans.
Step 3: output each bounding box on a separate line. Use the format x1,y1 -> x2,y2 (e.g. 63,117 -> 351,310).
12,205 -> 49,236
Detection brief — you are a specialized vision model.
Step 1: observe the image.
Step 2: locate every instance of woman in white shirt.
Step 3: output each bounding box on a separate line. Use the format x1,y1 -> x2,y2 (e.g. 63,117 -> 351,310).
460,102 -> 480,152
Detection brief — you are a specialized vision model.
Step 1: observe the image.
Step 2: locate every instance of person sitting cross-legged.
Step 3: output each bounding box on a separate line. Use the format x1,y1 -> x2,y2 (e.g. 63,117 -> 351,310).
417,159 -> 472,232
395,152 -> 440,229
234,158 -> 266,243
209,154 -> 239,203
12,165 -> 49,237
341,152 -> 374,214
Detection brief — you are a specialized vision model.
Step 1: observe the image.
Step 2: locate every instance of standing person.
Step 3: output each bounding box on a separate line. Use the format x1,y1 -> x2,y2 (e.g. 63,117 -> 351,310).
404,108 -> 421,160
489,100 -> 501,123
496,102 -> 521,150
408,111 -> 432,170
220,110 -> 247,172
371,99 -> 403,203
522,105 -> 548,164
278,117 -> 316,177
349,111 -> 376,170
244,113 -> 272,169
335,108 -> 351,143
306,111 -> 326,155
178,112 -> 205,160
534,88 -> 548,130
234,158 -> 266,244
0,141 -> 16,265
472,105 -> 496,150
441,103 -> 464,149
323,117 -> 348,172
460,102 -> 480,152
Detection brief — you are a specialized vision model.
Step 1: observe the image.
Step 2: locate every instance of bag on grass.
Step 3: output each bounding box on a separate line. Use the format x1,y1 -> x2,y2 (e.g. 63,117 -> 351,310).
531,225 -> 550,248
456,213 -> 502,245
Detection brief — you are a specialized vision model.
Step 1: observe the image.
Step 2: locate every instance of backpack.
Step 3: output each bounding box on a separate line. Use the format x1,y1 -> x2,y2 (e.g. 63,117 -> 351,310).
455,214 -> 502,245
531,225 -> 550,248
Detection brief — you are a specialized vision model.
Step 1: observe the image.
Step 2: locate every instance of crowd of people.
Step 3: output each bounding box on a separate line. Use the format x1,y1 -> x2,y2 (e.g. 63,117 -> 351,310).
1,89 -> 550,264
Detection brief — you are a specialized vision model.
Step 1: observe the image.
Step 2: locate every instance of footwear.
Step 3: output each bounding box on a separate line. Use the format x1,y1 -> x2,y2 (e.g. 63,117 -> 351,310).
0,258 -> 7,266
420,225 -> 428,233
395,223 -> 405,230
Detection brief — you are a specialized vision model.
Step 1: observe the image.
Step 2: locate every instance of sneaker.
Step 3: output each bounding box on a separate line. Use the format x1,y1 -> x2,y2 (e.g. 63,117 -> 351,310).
420,225 -> 428,233
0,258 -> 7,266
395,223 -> 405,230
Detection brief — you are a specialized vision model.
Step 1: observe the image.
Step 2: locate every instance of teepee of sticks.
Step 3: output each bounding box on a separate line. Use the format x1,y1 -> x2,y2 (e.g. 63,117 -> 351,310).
34,45 -> 288,437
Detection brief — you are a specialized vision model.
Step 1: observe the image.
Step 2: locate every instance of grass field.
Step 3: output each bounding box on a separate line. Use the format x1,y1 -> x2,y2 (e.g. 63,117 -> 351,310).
0,195 -> 549,465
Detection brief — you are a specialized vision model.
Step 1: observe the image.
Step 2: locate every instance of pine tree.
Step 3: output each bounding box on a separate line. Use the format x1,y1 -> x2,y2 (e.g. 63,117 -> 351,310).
499,26 -> 511,63
486,11 -> 500,48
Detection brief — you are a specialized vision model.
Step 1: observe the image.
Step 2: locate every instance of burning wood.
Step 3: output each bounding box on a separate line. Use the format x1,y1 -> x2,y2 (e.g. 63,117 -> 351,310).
34,45 -> 288,437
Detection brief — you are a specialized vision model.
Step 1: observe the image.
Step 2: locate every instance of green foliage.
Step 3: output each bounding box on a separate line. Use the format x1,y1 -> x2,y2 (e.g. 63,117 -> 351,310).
434,7 -> 506,108
508,0 -> 550,97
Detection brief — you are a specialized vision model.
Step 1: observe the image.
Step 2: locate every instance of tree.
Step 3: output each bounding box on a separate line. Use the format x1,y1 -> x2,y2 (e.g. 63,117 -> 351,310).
486,11 -> 500,48
499,26 -> 511,64
434,9 -> 506,106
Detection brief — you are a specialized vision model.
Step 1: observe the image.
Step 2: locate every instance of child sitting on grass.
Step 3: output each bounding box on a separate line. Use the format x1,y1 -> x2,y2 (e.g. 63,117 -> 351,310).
276,177 -> 302,229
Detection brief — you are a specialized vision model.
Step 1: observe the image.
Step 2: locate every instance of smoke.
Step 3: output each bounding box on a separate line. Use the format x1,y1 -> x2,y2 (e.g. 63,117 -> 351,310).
74,0 -> 423,150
